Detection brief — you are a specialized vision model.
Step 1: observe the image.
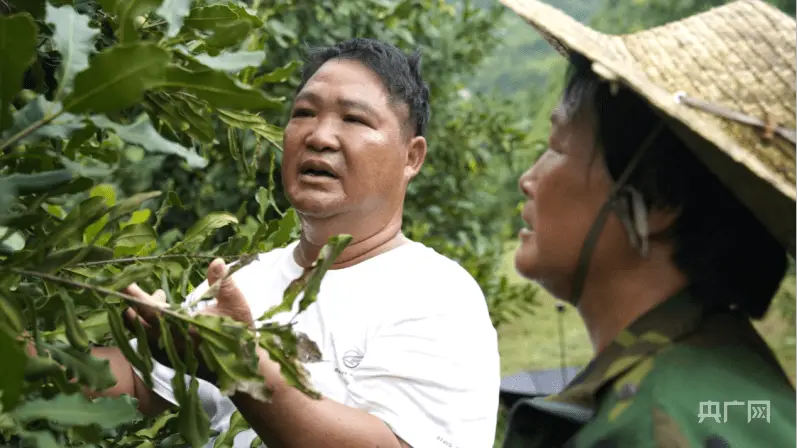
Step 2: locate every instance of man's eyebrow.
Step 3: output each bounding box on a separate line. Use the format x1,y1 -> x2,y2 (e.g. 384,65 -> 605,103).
294,90 -> 322,105
337,98 -> 377,116
295,91 -> 379,116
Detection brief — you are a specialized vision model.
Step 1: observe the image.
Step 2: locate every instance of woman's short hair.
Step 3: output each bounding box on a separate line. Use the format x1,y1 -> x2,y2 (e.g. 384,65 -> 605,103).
560,52 -> 787,318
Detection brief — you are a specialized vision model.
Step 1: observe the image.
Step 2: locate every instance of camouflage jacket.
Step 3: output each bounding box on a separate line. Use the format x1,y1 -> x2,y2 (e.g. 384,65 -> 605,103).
502,290 -> 796,448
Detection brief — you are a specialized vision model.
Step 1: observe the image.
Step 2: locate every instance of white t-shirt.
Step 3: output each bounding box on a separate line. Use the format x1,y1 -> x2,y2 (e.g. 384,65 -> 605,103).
131,240 -> 500,448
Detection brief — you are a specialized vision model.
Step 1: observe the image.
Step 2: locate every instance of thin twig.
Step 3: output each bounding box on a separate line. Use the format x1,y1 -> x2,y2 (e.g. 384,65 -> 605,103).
75,254 -> 240,267
11,268 -> 175,316
0,112 -> 64,152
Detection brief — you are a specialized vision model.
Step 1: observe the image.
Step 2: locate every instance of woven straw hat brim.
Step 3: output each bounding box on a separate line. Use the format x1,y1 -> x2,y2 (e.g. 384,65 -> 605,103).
501,0 -> 797,256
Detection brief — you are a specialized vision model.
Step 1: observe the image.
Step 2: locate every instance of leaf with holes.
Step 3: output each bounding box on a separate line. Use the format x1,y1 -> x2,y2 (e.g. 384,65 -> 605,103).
42,342 -> 117,391
12,393 -> 141,429
217,109 -> 283,148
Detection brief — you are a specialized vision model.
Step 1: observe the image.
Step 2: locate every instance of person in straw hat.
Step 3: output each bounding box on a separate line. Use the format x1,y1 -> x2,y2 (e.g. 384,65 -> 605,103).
499,0 -> 796,446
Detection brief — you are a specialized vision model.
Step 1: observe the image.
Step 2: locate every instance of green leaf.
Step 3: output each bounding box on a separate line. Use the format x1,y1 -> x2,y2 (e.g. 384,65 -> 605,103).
5,169 -> 74,195
83,183 -> 116,244
0,226 -> 26,253
162,66 -> 283,111
9,0 -> 46,19
270,208 -> 297,248
18,430 -> 59,448
44,3 -> 100,97
0,329 -> 25,410
217,109 -> 283,148
182,212 -> 238,244
112,222 -> 157,257
189,50 -> 266,73
197,340 -> 268,401
45,196 -> 109,249
0,13 -> 37,132
156,0 -> 192,37
135,411 -> 176,438
43,311 -> 110,345
213,411 -> 250,448
12,394 -> 141,429
3,96 -> 85,145
109,191 -> 162,221
59,289 -> 90,350
145,92 -> 215,144
180,377 -> 211,447
0,295 -> 24,335
42,342 -> 117,391
204,20 -> 252,51
183,4 -> 261,32
258,233 -> 350,321
37,246 -> 114,273
252,60 -> 300,86
91,115 -> 207,168
106,305 -> 154,388
63,43 -> 169,114
111,0 -> 164,43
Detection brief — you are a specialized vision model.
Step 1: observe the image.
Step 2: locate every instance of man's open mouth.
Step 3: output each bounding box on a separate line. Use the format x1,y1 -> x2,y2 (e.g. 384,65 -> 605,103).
301,168 -> 338,178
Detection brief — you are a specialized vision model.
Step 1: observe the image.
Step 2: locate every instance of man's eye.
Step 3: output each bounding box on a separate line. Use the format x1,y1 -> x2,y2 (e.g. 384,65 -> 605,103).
343,115 -> 366,125
292,109 -> 313,118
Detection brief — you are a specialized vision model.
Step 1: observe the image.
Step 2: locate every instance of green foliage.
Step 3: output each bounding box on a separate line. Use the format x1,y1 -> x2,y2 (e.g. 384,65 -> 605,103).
0,1 -> 352,446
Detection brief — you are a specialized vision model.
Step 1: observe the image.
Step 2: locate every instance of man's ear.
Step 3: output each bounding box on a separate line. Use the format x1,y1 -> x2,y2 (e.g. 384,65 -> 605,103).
404,136 -> 427,180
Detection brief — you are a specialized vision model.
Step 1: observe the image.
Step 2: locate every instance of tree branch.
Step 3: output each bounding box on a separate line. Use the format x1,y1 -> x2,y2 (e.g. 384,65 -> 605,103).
74,253 -> 240,267
0,111 -> 64,152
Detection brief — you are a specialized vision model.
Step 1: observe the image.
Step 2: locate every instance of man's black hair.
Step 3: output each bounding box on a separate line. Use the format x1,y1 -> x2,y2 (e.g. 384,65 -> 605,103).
561,52 -> 787,318
296,38 -> 431,138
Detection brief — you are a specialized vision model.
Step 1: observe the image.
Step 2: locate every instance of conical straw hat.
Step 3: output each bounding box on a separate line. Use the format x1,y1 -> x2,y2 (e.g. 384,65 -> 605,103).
501,0 -> 796,255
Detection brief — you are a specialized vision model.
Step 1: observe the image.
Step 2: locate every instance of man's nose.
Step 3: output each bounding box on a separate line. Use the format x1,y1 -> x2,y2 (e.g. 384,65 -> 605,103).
305,118 -> 340,152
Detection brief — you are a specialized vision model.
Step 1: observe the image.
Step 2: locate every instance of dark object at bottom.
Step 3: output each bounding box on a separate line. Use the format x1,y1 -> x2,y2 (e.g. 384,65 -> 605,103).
499,366 -> 582,409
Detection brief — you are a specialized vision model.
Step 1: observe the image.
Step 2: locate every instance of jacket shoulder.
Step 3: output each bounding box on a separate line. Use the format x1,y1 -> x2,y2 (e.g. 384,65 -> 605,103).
574,344 -> 795,448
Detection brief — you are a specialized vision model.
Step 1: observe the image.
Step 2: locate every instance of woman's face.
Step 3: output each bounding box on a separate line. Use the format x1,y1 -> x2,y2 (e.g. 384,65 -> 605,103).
514,102 -> 634,300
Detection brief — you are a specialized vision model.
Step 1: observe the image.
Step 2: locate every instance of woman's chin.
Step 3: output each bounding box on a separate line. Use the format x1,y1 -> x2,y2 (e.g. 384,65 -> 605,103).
513,244 -> 539,280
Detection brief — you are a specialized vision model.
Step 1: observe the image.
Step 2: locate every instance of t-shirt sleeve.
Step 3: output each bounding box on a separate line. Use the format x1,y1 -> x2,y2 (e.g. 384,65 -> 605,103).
343,287 -> 500,448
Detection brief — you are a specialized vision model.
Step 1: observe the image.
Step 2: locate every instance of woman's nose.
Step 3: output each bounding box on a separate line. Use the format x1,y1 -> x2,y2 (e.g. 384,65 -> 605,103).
518,167 -> 535,198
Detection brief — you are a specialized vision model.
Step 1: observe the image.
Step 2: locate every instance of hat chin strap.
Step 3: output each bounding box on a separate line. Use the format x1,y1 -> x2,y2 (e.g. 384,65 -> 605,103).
567,122 -> 666,306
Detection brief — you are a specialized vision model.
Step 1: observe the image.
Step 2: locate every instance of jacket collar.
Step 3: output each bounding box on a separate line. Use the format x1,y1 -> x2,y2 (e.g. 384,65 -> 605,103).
544,289 -> 707,410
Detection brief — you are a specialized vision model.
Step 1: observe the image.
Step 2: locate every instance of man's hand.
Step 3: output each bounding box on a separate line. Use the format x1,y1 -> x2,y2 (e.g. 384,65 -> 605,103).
196,259 -> 254,326
122,258 -> 256,381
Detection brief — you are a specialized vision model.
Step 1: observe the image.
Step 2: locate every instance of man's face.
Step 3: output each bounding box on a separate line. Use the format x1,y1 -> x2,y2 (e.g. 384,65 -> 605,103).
282,59 -> 424,224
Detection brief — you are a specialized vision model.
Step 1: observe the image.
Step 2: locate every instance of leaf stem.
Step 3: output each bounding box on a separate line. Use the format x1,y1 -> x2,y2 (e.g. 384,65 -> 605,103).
11,267 -> 176,316
0,111 -> 65,152
74,253 -> 241,267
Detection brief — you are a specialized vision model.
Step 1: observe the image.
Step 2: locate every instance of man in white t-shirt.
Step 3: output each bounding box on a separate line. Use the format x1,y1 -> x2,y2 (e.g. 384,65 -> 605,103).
90,38 -> 500,448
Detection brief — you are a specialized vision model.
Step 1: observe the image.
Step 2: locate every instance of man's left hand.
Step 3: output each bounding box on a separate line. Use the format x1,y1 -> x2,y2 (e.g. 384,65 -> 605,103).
123,259 -> 257,381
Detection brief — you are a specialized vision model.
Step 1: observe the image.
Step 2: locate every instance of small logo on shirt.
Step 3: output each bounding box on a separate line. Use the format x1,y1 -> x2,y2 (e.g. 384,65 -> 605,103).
342,350 -> 364,368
